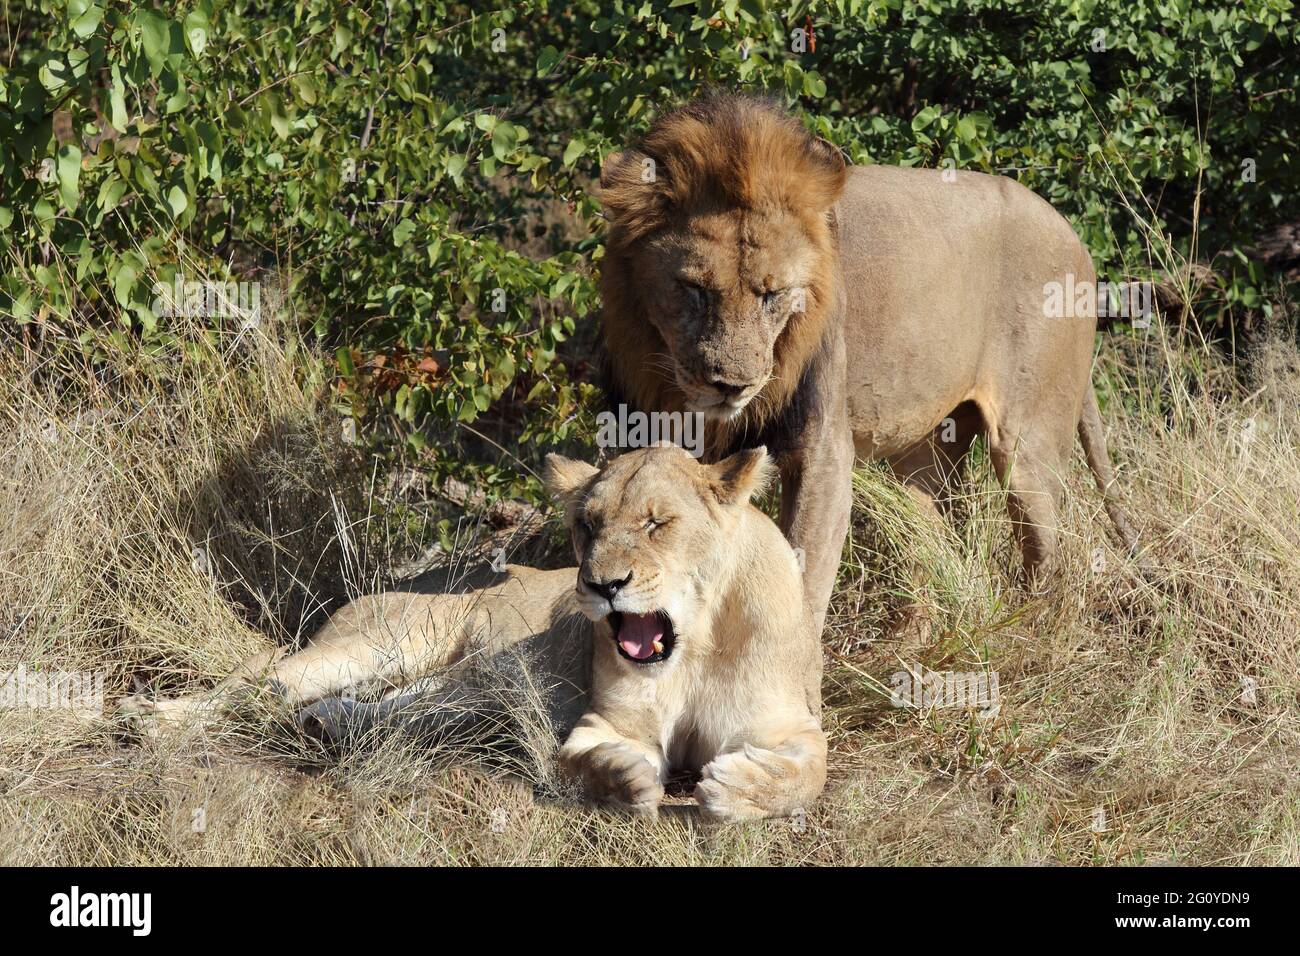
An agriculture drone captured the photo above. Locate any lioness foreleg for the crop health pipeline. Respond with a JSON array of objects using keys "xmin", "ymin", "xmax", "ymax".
[
  {"xmin": 559, "ymin": 713, "xmax": 665, "ymax": 817},
  {"xmin": 694, "ymin": 723, "xmax": 827, "ymax": 823}
]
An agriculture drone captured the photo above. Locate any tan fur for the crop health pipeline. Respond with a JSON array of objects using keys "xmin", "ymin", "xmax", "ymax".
[
  {"xmin": 118, "ymin": 446, "xmax": 825, "ymax": 822},
  {"xmin": 598, "ymin": 94, "xmax": 1140, "ymax": 633},
  {"xmin": 549, "ymin": 444, "xmax": 824, "ymax": 820}
]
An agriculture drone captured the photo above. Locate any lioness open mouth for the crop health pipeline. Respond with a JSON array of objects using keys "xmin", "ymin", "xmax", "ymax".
[{"xmin": 608, "ymin": 611, "xmax": 676, "ymax": 664}]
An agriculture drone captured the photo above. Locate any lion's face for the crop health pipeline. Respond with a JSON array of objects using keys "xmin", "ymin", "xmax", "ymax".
[
  {"xmin": 597, "ymin": 96, "xmax": 847, "ymax": 425},
  {"xmin": 544, "ymin": 445, "xmax": 771, "ymax": 667},
  {"xmin": 637, "ymin": 208, "xmax": 822, "ymax": 420}
]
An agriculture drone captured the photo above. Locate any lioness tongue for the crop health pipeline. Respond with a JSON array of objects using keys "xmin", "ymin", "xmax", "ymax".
[{"xmin": 618, "ymin": 613, "xmax": 664, "ymax": 660}]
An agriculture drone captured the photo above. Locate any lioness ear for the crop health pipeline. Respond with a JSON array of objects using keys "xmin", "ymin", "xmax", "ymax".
[
  {"xmin": 543, "ymin": 454, "xmax": 599, "ymax": 509},
  {"xmin": 707, "ymin": 447, "xmax": 774, "ymax": 506}
]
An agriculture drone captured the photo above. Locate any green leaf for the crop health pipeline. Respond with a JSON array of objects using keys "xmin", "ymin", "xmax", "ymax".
[
  {"xmin": 111, "ymin": 257, "xmax": 138, "ymax": 307},
  {"xmin": 56, "ymin": 144, "xmax": 82, "ymax": 211},
  {"xmin": 33, "ymin": 199, "xmax": 55, "ymax": 235},
  {"xmin": 38, "ymin": 58, "xmax": 69, "ymax": 94},
  {"xmin": 912, "ymin": 105, "xmax": 942, "ymax": 132},
  {"xmin": 537, "ymin": 45, "xmax": 561, "ymax": 76},
  {"xmin": 266, "ymin": 93, "xmax": 290, "ymax": 140},
  {"xmin": 70, "ymin": 1, "xmax": 104, "ymax": 39},
  {"xmin": 392, "ymin": 218, "xmax": 417, "ymax": 247},
  {"xmin": 96, "ymin": 175, "xmax": 127, "ymax": 211},
  {"xmin": 139, "ymin": 11, "xmax": 170, "ymax": 73},
  {"xmin": 332, "ymin": 23, "xmax": 353, "ymax": 56},
  {"xmin": 108, "ymin": 68, "xmax": 129, "ymax": 131},
  {"xmin": 166, "ymin": 185, "xmax": 188, "ymax": 217},
  {"xmin": 183, "ymin": 9, "xmax": 210, "ymax": 55},
  {"xmin": 803, "ymin": 72, "xmax": 827, "ymax": 98},
  {"xmin": 563, "ymin": 138, "xmax": 586, "ymax": 167},
  {"xmin": 491, "ymin": 122, "xmax": 519, "ymax": 161},
  {"xmin": 445, "ymin": 154, "xmax": 467, "ymax": 184}
]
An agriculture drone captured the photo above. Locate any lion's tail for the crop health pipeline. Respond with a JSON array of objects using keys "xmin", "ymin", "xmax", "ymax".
[{"xmin": 1077, "ymin": 387, "xmax": 1142, "ymax": 561}]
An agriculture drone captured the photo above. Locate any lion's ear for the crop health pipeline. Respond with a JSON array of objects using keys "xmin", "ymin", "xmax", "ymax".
[
  {"xmin": 597, "ymin": 149, "xmax": 669, "ymax": 234},
  {"xmin": 599, "ymin": 150, "xmax": 629, "ymax": 189},
  {"xmin": 806, "ymin": 136, "xmax": 848, "ymax": 208},
  {"xmin": 707, "ymin": 446, "xmax": 774, "ymax": 506},
  {"xmin": 810, "ymin": 136, "xmax": 846, "ymax": 175},
  {"xmin": 543, "ymin": 454, "xmax": 599, "ymax": 509}
]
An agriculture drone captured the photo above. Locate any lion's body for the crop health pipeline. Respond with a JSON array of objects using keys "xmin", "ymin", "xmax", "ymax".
[
  {"xmin": 597, "ymin": 96, "xmax": 1139, "ymax": 631},
  {"xmin": 837, "ymin": 164, "xmax": 1095, "ymax": 462},
  {"xmin": 119, "ymin": 447, "xmax": 825, "ymax": 821},
  {"xmin": 836, "ymin": 164, "xmax": 1138, "ymax": 577}
]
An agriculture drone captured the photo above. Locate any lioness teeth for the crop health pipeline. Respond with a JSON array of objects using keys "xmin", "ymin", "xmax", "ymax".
[{"xmin": 652, "ymin": 639, "xmax": 664, "ymax": 654}]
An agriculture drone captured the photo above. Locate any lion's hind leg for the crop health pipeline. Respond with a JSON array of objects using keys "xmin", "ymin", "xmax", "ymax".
[
  {"xmin": 880, "ymin": 403, "xmax": 982, "ymax": 644},
  {"xmin": 297, "ymin": 673, "xmax": 496, "ymax": 750},
  {"xmin": 116, "ymin": 646, "xmax": 289, "ymax": 736},
  {"xmin": 987, "ymin": 425, "xmax": 1069, "ymax": 588}
]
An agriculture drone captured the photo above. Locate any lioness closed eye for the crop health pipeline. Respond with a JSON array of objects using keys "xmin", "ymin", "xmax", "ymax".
[{"xmin": 118, "ymin": 445, "xmax": 825, "ymax": 822}]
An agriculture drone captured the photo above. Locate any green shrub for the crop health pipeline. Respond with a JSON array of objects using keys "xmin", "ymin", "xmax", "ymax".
[{"xmin": 3, "ymin": 0, "xmax": 1297, "ymax": 494}]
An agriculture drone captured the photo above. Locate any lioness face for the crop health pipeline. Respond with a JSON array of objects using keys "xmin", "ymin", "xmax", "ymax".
[
  {"xmin": 544, "ymin": 445, "xmax": 771, "ymax": 666},
  {"xmin": 640, "ymin": 208, "xmax": 820, "ymax": 420}
]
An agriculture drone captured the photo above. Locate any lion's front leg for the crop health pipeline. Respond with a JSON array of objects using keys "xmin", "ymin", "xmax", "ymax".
[
  {"xmin": 778, "ymin": 410, "xmax": 855, "ymax": 641},
  {"xmin": 559, "ymin": 712, "xmax": 665, "ymax": 817},
  {"xmin": 694, "ymin": 723, "xmax": 827, "ymax": 823}
]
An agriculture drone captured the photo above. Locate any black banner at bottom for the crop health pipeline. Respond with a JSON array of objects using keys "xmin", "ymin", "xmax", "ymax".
[{"xmin": 0, "ymin": 865, "xmax": 1275, "ymax": 941}]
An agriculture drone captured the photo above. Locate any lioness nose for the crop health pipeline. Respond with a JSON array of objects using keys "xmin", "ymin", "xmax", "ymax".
[{"xmin": 585, "ymin": 572, "xmax": 632, "ymax": 601}]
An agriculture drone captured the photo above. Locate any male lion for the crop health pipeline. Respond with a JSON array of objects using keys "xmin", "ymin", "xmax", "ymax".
[
  {"xmin": 118, "ymin": 446, "xmax": 825, "ymax": 821},
  {"xmin": 598, "ymin": 94, "xmax": 1140, "ymax": 633}
]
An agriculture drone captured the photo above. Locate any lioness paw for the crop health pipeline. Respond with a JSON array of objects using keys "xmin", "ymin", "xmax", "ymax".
[
  {"xmin": 579, "ymin": 742, "xmax": 664, "ymax": 816},
  {"xmin": 695, "ymin": 745, "xmax": 796, "ymax": 822},
  {"xmin": 114, "ymin": 695, "xmax": 211, "ymax": 738},
  {"xmin": 115, "ymin": 693, "xmax": 156, "ymax": 717}
]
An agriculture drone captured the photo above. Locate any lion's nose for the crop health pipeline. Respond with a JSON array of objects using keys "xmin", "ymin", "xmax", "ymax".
[
  {"xmin": 706, "ymin": 377, "xmax": 752, "ymax": 400},
  {"xmin": 585, "ymin": 572, "xmax": 632, "ymax": 601}
]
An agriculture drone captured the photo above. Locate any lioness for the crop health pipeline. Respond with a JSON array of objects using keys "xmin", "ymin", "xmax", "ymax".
[
  {"xmin": 598, "ymin": 94, "xmax": 1140, "ymax": 632},
  {"xmin": 119, "ymin": 446, "xmax": 825, "ymax": 821}
]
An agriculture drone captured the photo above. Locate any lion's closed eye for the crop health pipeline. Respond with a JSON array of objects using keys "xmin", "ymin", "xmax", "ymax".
[{"xmin": 680, "ymin": 281, "xmax": 708, "ymax": 310}]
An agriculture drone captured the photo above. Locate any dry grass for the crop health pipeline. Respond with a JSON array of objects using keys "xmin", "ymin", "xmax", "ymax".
[{"xmin": 1, "ymin": 301, "xmax": 1297, "ymax": 866}]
